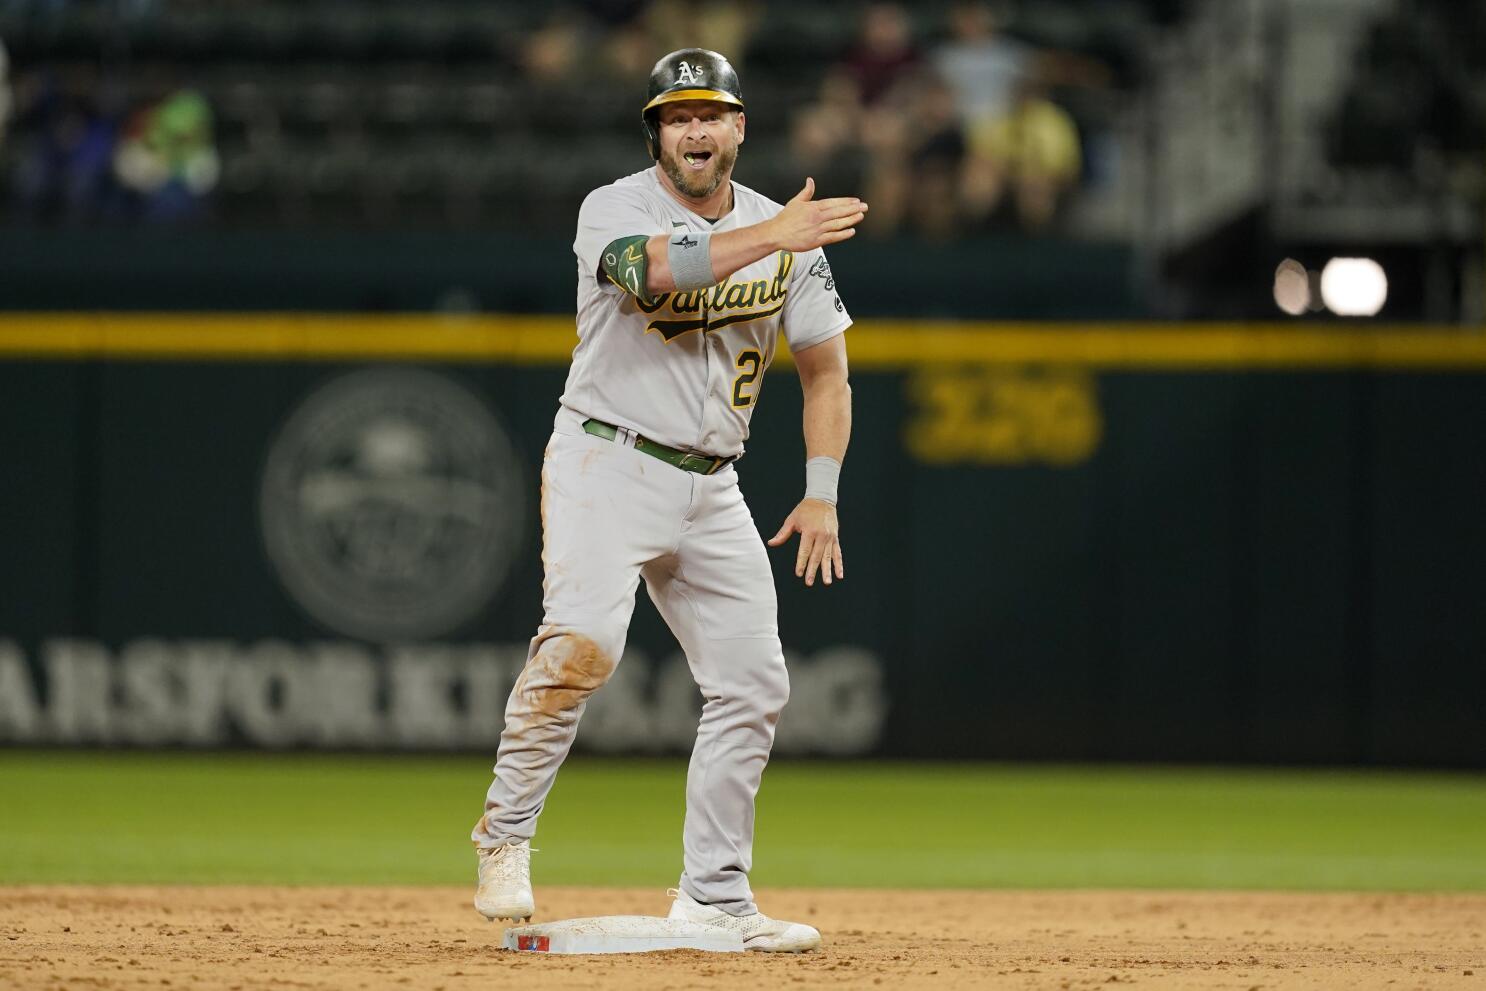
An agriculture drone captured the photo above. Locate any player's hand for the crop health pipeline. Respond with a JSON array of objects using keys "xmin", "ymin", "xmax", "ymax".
[
  {"xmin": 768, "ymin": 177, "xmax": 868, "ymax": 252},
  {"xmin": 767, "ymin": 498, "xmax": 844, "ymax": 587}
]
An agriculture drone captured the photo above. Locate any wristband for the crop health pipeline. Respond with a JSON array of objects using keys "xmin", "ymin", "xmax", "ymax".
[
  {"xmin": 668, "ymin": 229, "xmax": 715, "ymax": 290},
  {"xmin": 804, "ymin": 456, "xmax": 841, "ymax": 506}
]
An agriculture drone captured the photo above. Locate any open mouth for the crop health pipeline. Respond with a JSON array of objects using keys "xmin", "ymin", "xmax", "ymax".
[{"xmin": 682, "ymin": 150, "xmax": 713, "ymax": 171}]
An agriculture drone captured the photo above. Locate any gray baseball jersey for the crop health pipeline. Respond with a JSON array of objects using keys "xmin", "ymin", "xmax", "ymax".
[{"xmin": 562, "ymin": 168, "xmax": 851, "ymax": 458}]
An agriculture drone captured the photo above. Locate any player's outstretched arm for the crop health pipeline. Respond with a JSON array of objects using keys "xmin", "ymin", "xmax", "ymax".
[
  {"xmin": 768, "ymin": 333, "xmax": 851, "ymax": 587},
  {"xmin": 644, "ymin": 178, "xmax": 866, "ymax": 297}
]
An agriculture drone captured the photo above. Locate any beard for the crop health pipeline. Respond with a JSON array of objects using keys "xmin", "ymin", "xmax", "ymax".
[{"xmin": 660, "ymin": 141, "xmax": 738, "ymax": 200}]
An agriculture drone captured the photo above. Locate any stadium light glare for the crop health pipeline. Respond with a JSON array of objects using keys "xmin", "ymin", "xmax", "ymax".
[
  {"xmin": 1320, "ymin": 257, "xmax": 1388, "ymax": 317},
  {"xmin": 1273, "ymin": 258, "xmax": 1311, "ymax": 316}
]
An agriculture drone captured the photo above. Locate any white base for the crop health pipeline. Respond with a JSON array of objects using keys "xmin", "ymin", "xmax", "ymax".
[{"xmin": 501, "ymin": 915, "xmax": 744, "ymax": 954}]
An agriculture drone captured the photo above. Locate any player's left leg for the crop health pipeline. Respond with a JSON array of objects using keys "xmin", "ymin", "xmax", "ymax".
[{"xmin": 641, "ymin": 467, "xmax": 790, "ymax": 917}]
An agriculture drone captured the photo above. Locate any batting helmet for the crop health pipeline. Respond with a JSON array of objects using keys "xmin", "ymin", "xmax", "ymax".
[{"xmin": 641, "ymin": 48, "xmax": 745, "ymax": 160}]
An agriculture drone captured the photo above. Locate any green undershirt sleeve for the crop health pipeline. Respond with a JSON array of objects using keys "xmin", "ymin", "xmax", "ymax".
[{"xmin": 600, "ymin": 235, "xmax": 653, "ymax": 304}]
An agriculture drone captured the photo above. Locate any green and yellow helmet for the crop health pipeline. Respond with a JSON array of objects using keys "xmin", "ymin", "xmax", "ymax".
[{"xmin": 641, "ymin": 48, "xmax": 744, "ymax": 160}]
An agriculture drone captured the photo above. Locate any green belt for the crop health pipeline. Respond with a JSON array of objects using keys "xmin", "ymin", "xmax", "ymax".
[{"xmin": 582, "ymin": 418, "xmax": 734, "ymax": 475}]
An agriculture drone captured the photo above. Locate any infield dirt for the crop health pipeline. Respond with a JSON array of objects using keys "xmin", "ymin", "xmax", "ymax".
[{"xmin": 3, "ymin": 886, "xmax": 1482, "ymax": 989}]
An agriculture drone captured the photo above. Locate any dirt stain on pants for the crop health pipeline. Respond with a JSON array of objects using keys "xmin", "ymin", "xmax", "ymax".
[
  {"xmin": 517, "ymin": 631, "xmax": 616, "ymax": 718},
  {"xmin": 473, "ymin": 630, "xmax": 618, "ymax": 848}
]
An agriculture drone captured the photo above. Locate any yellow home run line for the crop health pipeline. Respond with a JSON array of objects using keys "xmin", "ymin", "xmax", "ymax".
[{"xmin": 0, "ymin": 314, "xmax": 1484, "ymax": 369}]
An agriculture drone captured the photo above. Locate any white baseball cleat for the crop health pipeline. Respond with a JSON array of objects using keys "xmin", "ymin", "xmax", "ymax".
[
  {"xmin": 666, "ymin": 888, "xmax": 820, "ymax": 952},
  {"xmin": 474, "ymin": 841, "xmax": 535, "ymax": 923}
]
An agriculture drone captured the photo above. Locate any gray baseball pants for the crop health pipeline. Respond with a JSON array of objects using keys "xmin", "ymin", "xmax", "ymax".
[{"xmin": 472, "ymin": 407, "xmax": 789, "ymax": 916}]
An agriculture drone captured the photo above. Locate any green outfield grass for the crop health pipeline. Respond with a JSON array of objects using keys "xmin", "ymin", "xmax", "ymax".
[{"xmin": 3, "ymin": 751, "xmax": 1484, "ymax": 890}]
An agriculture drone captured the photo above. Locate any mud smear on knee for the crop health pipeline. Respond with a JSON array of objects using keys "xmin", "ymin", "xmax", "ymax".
[{"xmin": 525, "ymin": 634, "xmax": 615, "ymax": 717}]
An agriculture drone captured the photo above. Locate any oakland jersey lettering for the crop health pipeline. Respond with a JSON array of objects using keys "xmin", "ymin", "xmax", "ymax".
[
  {"xmin": 638, "ymin": 250, "xmax": 794, "ymax": 341},
  {"xmin": 565, "ymin": 168, "xmax": 850, "ymax": 459}
]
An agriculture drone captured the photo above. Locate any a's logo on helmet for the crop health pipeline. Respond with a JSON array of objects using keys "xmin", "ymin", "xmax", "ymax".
[
  {"xmin": 259, "ymin": 368, "xmax": 526, "ymax": 642},
  {"xmin": 676, "ymin": 61, "xmax": 704, "ymax": 85}
]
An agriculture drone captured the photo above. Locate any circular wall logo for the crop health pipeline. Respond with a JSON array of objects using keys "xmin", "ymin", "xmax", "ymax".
[{"xmin": 260, "ymin": 368, "xmax": 525, "ymax": 642}]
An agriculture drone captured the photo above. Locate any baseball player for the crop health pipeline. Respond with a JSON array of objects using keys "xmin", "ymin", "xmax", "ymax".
[{"xmin": 471, "ymin": 48, "xmax": 864, "ymax": 952}]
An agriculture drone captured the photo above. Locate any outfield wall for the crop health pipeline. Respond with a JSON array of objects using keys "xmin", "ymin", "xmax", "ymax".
[{"xmin": 1, "ymin": 316, "xmax": 1483, "ymax": 766}]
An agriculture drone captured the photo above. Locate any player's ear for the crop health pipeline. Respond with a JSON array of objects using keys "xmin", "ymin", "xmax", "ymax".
[{"xmin": 734, "ymin": 111, "xmax": 745, "ymax": 145}]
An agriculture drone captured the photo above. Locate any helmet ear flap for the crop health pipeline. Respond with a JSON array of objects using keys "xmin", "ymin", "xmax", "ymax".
[{"xmin": 642, "ymin": 112, "xmax": 660, "ymax": 160}]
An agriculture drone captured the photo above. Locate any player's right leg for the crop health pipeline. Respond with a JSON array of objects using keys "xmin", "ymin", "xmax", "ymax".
[{"xmin": 473, "ymin": 408, "xmax": 689, "ymax": 919}]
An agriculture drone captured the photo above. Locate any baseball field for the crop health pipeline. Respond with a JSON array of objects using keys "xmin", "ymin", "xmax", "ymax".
[{"xmin": 3, "ymin": 750, "xmax": 1484, "ymax": 988}]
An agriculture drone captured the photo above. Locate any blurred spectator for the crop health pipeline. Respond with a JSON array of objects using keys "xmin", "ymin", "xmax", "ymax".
[
  {"xmin": 859, "ymin": 74, "xmax": 966, "ymax": 241},
  {"xmin": 931, "ymin": 1, "xmax": 1106, "ymax": 233},
  {"xmin": 600, "ymin": 15, "xmax": 655, "ymax": 82},
  {"xmin": 899, "ymin": 75, "xmax": 968, "ymax": 241},
  {"xmin": 840, "ymin": 3, "xmax": 923, "ymax": 108},
  {"xmin": 522, "ymin": 4, "xmax": 673, "ymax": 87},
  {"xmin": 792, "ymin": 4, "xmax": 929, "ymax": 232},
  {"xmin": 936, "ymin": 1, "xmax": 1108, "ymax": 121},
  {"xmin": 643, "ymin": 0, "xmax": 758, "ymax": 72},
  {"xmin": 112, "ymin": 88, "xmax": 219, "ymax": 224},
  {"xmin": 933, "ymin": 1, "xmax": 1033, "ymax": 129},
  {"xmin": 9, "ymin": 68, "xmax": 121, "ymax": 224},
  {"xmin": 522, "ymin": 11, "xmax": 587, "ymax": 83},
  {"xmin": 792, "ymin": 4, "xmax": 922, "ymax": 165},
  {"xmin": 795, "ymin": 2, "xmax": 1089, "ymax": 239},
  {"xmin": 791, "ymin": 68, "xmax": 862, "ymax": 174},
  {"xmin": 962, "ymin": 80, "xmax": 1082, "ymax": 231}
]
